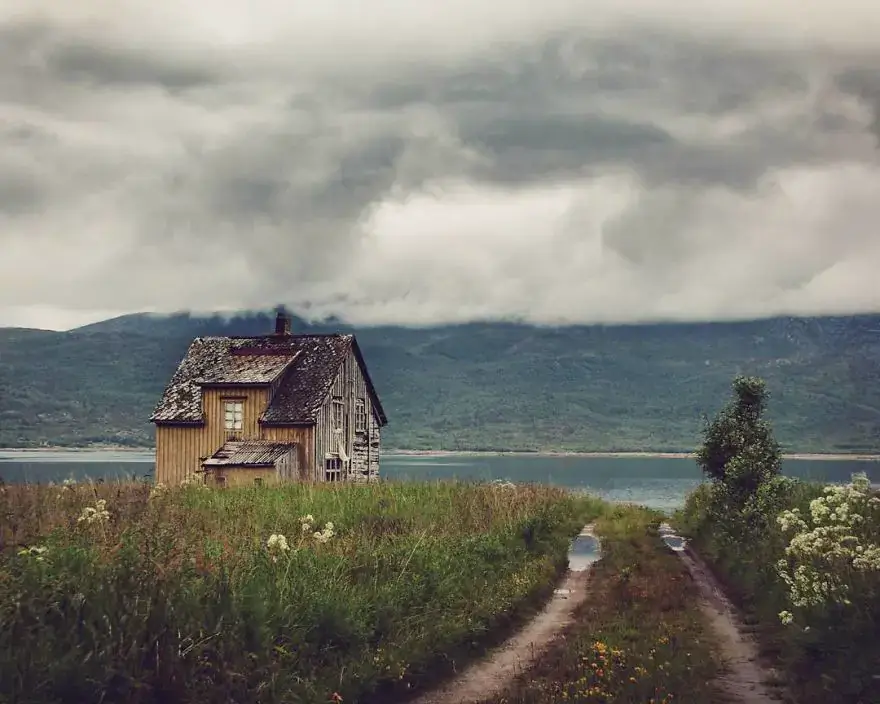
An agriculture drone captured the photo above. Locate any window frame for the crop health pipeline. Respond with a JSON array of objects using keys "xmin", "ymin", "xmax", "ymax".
[
  {"xmin": 331, "ymin": 396, "xmax": 345, "ymax": 429},
  {"xmin": 354, "ymin": 398, "xmax": 367, "ymax": 433},
  {"xmin": 325, "ymin": 457, "xmax": 342, "ymax": 482},
  {"xmin": 223, "ymin": 399, "xmax": 244, "ymax": 431}
]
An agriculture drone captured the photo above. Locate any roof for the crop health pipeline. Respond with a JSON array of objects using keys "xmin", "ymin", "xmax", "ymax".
[
  {"xmin": 202, "ymin": 440, "xmax": 296, "ymax": 467},
  {"xmin": 196, "ymin": 351, "xmax": 299, "ymax": 386},
  {"xmin": 150, "ymin": 333, "xmax": 387, "ymax": 426}
]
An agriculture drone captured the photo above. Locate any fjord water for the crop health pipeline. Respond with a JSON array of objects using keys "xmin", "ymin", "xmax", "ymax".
[{"xmin": 0, "ymin": 450, "xmax": 876, "ymax": 511}]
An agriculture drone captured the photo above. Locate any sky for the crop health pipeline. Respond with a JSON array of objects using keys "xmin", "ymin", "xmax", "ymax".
[{"xmin": 2, "ymin": 1, "xmax": 880, "ymax": 331}]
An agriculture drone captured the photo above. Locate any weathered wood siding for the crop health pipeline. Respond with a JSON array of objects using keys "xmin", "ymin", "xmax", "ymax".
[
  {"xmin": 368, "ymin": 414, "xmax": 381, "ymax": 479},
  {"xmin": 313, "ymin": 349, "xmax": 381, "ymax": 482},
  {"xmin": 259, "ymin": 426, "xmax": 314, "ymax": 480},
  {"xmin": 154, "ymin": 387, "xmax": 269, "ymax": 484}
]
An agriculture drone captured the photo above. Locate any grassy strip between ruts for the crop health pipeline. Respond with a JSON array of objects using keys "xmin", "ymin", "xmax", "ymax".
[
  {"xmin": 0, "ymin": 480, "xmax": 604, "ymax": 704},
  {"xmin": 490, "ymin": 504, "xmax": 724, "ymax": 704}
]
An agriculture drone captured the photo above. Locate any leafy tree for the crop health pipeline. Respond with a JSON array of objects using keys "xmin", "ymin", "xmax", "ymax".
[{"xmin": 696, "ymin": 375, "xmax": 782, "ymax": 500}]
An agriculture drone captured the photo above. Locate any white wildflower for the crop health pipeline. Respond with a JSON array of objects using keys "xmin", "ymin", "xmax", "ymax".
[
  {"xmin": 77, "ymin": 499, "xmax": 110, "ymax": 525},
  {"xmin": 778, "ymin": 610, "xmax": 794, "ymax": 626},
  {"xmin": 313, "ymin": 522, "xmax": 336, "ymax": 544},
  {"xmin": 180, "ymin": 474, "xmax": 206, "ymax": 488},
  {"xmin": 267, "ymin": 534, "xmax": 290, "ymax": 552},
  {"xmin": 266, "ymin": 533, "xmax": 292, "ymax": 562},
  {"xmin": 17, "ymin": 545, "xmax": 49, "ymax": 562},
  {"xmin": 149, "ymin": 482, "xmax": 168, "ymax": 499}
]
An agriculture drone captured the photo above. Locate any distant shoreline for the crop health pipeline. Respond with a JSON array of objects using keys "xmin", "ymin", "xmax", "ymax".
[
  {"xmin": 2, "ymin": 447, "xmax": 878, "ymax": 462},
  {"xmin": 386, "ymin": 449, "xmax": 880, "ymax": 462}
]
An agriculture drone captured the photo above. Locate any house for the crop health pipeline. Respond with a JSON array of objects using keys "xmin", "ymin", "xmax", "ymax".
[{"xmin": 150, "ymin": 310, "xmax": 387, "ymax": 486}]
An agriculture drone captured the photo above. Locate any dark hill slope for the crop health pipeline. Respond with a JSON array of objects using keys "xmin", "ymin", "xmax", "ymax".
[{"xmin": 0, "ymin": 312, "xmax": 878, "ymax": 451}]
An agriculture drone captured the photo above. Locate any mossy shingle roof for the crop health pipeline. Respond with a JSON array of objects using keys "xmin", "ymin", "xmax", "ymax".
[{"xmin": 150, "ymin": 333, "xmax": 386, "ymax": 426}]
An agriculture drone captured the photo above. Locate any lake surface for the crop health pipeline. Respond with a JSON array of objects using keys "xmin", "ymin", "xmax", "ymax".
[{"xmin": 1, "ymin": 450, "xmax": 877, "ymax": 512}]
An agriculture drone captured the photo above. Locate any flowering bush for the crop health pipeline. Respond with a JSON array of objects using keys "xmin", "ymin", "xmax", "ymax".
[
  {"xmin": 776, "ymin": 472, "xmax": 880, "ymax": 612},
  {"xmin": 681, "ymin": 467, "xmax": 880, "ymax": 703}
]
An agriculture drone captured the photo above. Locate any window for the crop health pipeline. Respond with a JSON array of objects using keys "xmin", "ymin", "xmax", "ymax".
[
  {"xmin": 325, "ymin": 457, "xmax": 342, "ymax": 482},
  {"xmin": 215, "ymin": 475, "xmax": 227, "ymax": 488},
  {"xmin": 254, "ymin": 478, "xmax": 263, "ymax": 487},
  {"xmin": 354, "ymin": 398, "xmax": 367, "ymax": 433},
  {"xmin": 331, "ymin": 397, "xmax": 345, "ymax": 429},
  {"xmin": 224, "ymin": 400, "xmax": 243, "ymax": 431}
]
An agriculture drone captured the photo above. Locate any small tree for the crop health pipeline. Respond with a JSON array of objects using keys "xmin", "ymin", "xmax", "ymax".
[{"xmin": 696, "ymin": 375, "xmax": 782, "ymax": 500}]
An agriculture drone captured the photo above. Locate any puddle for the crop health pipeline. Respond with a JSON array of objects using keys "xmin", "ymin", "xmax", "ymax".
[
  {"xmin": 568, "ymin": 533, "xmax": 602, "ymax": 572},
  {"xmin": 662, "ymin": 535, "xmax": 687, "ymax": 552},
  {"xmin": 658, "ymin": 522, "xmax": 688, "ymax": 552}
]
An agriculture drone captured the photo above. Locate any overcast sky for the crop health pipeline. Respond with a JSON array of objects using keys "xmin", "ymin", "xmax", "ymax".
[{"xmin": 2, "ymin": 1, "xmax": 880, "ymax": 330}]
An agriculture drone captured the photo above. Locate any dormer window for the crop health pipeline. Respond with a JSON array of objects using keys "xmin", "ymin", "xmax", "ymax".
[{"xmin": 224, "ymin": 400, "xmax": 243, "ymax": 432}]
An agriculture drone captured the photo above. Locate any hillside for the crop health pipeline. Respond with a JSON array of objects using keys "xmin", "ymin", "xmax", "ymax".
[{"xmin": 1, "ymin": 312, "xmax": 879, "ymax": 452}]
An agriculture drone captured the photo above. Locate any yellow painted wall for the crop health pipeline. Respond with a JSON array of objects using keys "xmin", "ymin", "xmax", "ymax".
[
  {"xmin": 210, "ymin": 466, "xmax": 278, "ymax": 487},
  {"xmin": 154, "ymin": 386, "xmax": 270, "ymax": 485}
]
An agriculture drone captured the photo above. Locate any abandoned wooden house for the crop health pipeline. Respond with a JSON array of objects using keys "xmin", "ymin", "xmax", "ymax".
[{"xmin": 150, "ymin": 310, "xmax": 387, "ymax": 487}]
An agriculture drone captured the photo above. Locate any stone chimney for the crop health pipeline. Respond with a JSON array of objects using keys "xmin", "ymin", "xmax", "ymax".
[{"xmin": 274, "ymin": 307, "xmax": 291, "ymax": 336}]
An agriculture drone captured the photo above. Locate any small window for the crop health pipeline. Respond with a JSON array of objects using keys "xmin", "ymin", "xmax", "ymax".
[
  {"xmin": 215, "ymin": 475, "xmax": 227, "ymax": 487},
  {"xmin": 354, "ymin": 398, "xmax": 367, "ymax": 433},
  {"xmin": 224, "ymin": 400, "xmax": 243, "ymax": 431},
  {"xmin": 325, "ymin": 457, "xmax": 342, "ymax": 482},
  {"xmin": 331, "ymin": 397, "xmax": 345, "ymax": 429},
  {"xmin": 254, "ymin": 478, "xmax": 263, "ymax": 487}
]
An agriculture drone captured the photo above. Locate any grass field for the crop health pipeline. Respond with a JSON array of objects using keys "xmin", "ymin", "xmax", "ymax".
[
  {"xmin": 492, "ymin": 504, "xmax": 723, "ymax": 704},
  {"xmin": 0, "ymin": 480, "xmax": 603, "ymax": 704}
]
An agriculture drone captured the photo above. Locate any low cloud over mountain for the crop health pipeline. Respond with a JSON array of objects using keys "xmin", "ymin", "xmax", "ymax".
[{"xmin": 2, "ymin": 1, "xmax": 880, "ymax": 329}]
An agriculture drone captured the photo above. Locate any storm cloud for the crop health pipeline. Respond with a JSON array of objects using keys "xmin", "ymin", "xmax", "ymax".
[{"xmin": 1, "ymin": 1, "xmax": 879, "ymax": 329}]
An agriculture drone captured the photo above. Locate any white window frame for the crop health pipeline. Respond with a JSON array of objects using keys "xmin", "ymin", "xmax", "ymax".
[
  {"xmin": 224, "ymin": 400, "xmax": 244, "ymax": 432},
  {"xmin": 354, "ymin": 398, "xmax": 367, "ymax": 433}
]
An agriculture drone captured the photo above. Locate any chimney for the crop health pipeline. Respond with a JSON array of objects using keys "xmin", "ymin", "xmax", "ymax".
[{"xmin": 274, "ymin": 307, "xmax": 291, "ymax": 336}]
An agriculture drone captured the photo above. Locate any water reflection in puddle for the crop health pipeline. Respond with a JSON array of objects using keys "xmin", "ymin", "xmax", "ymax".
[
  {"xmin": 658, "ymin": 522, "xmax": 688, "ymax": 552},
  {"xmin": 568, "ymin": 533, "xmax": 602, "ymax": 572}
]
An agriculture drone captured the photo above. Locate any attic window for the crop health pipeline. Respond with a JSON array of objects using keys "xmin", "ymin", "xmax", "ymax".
[
  {"xmin": 224, "ymin": 400, "xmax": 244, "ymax": 431},
  {"xmin": 355, "ymin": 398, "xmax": 366, "ymax": 433}
]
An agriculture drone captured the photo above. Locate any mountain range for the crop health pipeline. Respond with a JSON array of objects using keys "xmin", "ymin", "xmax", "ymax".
[{"xmin": 1, "ymin": 311, "xmax": 878, "ymax": 452}]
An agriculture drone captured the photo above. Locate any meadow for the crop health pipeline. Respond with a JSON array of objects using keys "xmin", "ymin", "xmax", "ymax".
[{"xmin": 0, "ymin": 479, "xmax": 603, "ymax": 704}]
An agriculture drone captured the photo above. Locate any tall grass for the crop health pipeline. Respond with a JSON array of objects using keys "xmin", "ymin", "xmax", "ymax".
[{"xmin": 0, "ymin": 480, "xmax": 603, "ymax": 704}]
